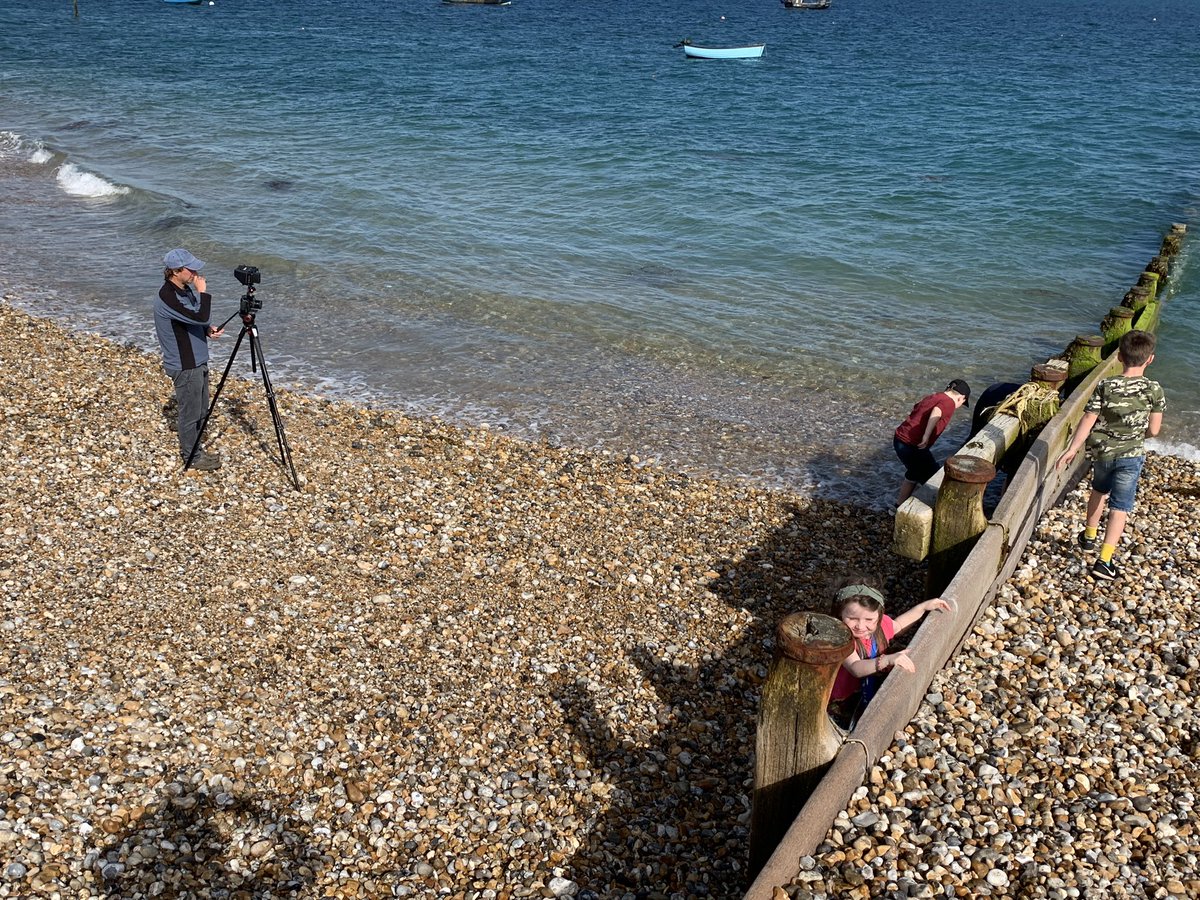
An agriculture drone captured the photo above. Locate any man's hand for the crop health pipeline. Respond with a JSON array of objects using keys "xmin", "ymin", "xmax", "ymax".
[
  {"xmin": 207, "ymin": 326, "xmax": 224, "ymax": 339},
  {"xmin": 193, "ymin": 274, "xmax": 207, "ymax": 293}
]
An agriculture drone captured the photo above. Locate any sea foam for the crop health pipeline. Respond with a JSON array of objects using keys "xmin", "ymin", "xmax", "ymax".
[
  {"xmin": 0, "ymin": 131, "xmax": 52, "ymax": 164},
  {"xmin": 1148, "ymin": 438, "xmax": 1200, "ymax": 463},
  {"xmin": 56, "ymin": 163, "xmax": 128, "ymax": 198}
]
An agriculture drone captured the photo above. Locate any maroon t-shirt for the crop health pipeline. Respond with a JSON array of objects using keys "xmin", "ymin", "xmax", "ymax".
[{"xmin": 895, "ymin": 392, "xmax": 957, "ymax": 447}]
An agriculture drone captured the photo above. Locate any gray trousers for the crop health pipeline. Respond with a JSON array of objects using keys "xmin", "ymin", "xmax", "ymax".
[{"xmin": 170, "ymin": 365, "xmax": 210, "ymax": 459}]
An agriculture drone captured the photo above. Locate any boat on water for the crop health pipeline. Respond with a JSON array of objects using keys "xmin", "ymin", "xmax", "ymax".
[
  {"xmin": 442, "ymin": 0, "xmax": 511, "ymax": 5},
  {"xmin": 677, "ymin": 40, "xmax": 766, "ymax": 60},
  {"xmin": 782, "ymin": 0, "xmax": 831, "ymax": 9},
  {"xmin": 162, "ymin": 0, "xmax": 202, "ymax": 5}
]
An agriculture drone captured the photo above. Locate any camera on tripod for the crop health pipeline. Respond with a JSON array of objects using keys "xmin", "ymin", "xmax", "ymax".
[
  {"xmin": 235, "ymin": 265, "xmax": 263, "ymax": 316},
  {"xmin": 186, "ymin": 262, "xmax": 299, "ymax": 489}
]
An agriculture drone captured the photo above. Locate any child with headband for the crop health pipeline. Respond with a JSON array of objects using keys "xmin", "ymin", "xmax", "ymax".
[{"xmin": 827, "ymin": 575, "xmax": 951, "ymax": 729}]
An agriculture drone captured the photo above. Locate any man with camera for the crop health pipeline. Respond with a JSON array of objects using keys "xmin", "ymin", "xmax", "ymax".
[{"xmin": 155, "ymin": 248, "xmax": 224, "ymax": 471}]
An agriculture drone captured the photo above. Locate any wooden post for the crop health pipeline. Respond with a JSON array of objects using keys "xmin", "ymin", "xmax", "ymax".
[
  {"xmin": 1064, "ymin": 334, "xmax": 1104, "ymax": 394},
  {"xmin": 926, "ymin": 455, "xmax": 995, "ymax": 597},
  {"xmin": 1160, "ymin": 231, "xmax": 1184, "ymax": 258},
  {"xmin": 1101, "ymin": 306, "xmax": 1135, "ymax": 356},
  {"xmin": 1145, "ymin": 254, "xmax": 1170, "ymax": 285},
  {"xmin": 1137, "ymin": 271, "xmax": 1160, "ymax": 301},
  {"xmin": 1122, "ymin": 285, "xmax": 1151, "ymax": 313},
  {"xmin": 750, "ymin": 612, "xmax": 853, "ymax": 877},
  {"xmin": 1030, "ymin": 361, "xmax": 1068, "ymax": 390}
]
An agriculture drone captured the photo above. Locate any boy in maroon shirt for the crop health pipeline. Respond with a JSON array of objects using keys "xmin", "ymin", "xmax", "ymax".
[{"xmin": 893, "ymin": 379, "xmax": 970, "ymax": 505}]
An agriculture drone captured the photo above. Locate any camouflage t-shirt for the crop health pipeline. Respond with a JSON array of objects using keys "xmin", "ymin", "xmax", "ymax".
[{"xmin": 1084, "ymin": 376, "xmax": 1166, "ymax": 461}]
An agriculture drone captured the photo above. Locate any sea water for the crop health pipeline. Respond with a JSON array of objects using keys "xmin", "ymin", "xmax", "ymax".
[{"xmin": 1, "ymin": 0, "xmax": 1197, "ymax": 505}]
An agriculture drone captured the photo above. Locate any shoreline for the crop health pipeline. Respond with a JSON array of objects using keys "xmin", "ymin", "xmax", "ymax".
[{"xmin": 3, "ymin": 296, "xmax": 1198, "ymax": 898}]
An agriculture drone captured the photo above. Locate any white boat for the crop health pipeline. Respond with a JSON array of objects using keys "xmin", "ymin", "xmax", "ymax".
[{"xmin": 677, "ymin": 41, "xmax": 765, "ymax": 60}]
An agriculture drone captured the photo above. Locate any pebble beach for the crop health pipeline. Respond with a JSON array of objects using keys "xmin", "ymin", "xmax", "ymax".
[{"xmin": 2, "ymin": 296, "xmax": 1198, "ymax": 899}]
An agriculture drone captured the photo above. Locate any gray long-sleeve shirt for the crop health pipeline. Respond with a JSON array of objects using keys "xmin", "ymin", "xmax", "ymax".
[{"xmin": 154, "ymin": 281, "xmax": 212, "ymax": 373}]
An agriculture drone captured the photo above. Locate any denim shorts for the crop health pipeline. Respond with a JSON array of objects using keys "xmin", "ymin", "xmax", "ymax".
[{"xmin": 1091, "ymin": 455, "xmax": 1145, "ymax": 513}]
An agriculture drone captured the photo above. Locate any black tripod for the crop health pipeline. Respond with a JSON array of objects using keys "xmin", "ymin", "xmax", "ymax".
[{"xmin": 184, "ymin": 296, "xmax": 300, "ymax": 490}]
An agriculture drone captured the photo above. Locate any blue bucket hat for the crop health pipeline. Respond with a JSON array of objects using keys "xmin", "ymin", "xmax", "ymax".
[{"xmin": 163, "ymin": 248, "xmax": 205, "ymax": 271}]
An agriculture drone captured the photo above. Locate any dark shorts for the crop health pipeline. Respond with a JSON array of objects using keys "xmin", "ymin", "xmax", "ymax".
[{"xmin": 894, "ymin": 435, "xmax": 937, "ymax": 484}]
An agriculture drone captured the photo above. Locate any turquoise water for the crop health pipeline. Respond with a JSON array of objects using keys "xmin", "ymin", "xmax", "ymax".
[{"xmin": 1, "ymin": 0, "xmax": 1197, "ymax": 504}]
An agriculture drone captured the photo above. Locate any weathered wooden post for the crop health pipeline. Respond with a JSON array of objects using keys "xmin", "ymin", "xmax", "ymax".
[
  {"xmin": 1101, "ymin": 306, "xmax": 1135, "ymax": 356},
  {"xmin": 1160, "ymin": 227, "xmax": 1184, "ymax": 258},
  {"xmin": 750, "ymin": 612, "xmax": 853, "ymax": 877},
  {"xmin": 992, "ymin": 363, "xmax": 1066, "ymax": 480},
  {"xmin": 927, "ymin": 455, "xmax": 996, "ymax": 597},
  {"xmin": 1122, "ymin": 285, "xmax": 1151, "ymax": 313},
  {"xmin": 1031, "ymin": 361, "xmax": 1068, "ymax": 391},
  {"xmin": 1064, "ymin": 334, "xmax": 1104, "ymax": 394},
  {"xmin": 1136, "ymin": 271, "xmax": 1160, "ymax": 301},
  {"xmin": 1145, "ymin": 254, "xmax": 1170, "ymax": 285}
]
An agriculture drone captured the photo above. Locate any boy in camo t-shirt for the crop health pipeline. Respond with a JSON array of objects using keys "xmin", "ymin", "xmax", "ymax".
[{"xmin": 1056, "ymin": 330, "xmax": 1166, "ymax": 580}]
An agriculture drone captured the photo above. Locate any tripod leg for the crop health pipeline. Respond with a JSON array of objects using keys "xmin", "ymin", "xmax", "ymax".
[
  {"xmin": 184, "ymin": 326, "xmax": 248, "ymax": 471},
  {"xmin": 248, "ymin": 328, "xmax": 300, "ymax": 491}
]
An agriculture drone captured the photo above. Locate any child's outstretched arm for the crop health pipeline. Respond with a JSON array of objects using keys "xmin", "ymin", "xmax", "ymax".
[
  {"xmin": 841, "ymin": 647, "xmax": 915, "ymax": 679},
  {"xmin": 1056, "ymin": 411, "xmax": 1098, "ymax": 470},
  {"xmin": 891, "ymin": 596, "xmax": 953, "ymax": 635}
]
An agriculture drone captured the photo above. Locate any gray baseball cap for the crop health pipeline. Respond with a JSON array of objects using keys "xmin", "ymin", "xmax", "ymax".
[{"xmin": 163, "ymin": 248, "xmax": 205, "ymax": 271}]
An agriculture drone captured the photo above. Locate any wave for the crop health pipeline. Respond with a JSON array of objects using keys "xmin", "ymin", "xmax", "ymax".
[
  {"xmin": 1148, "ymin": 438, "xmax": 1200, "ymax": 462},
  {"xmin": 0, "ymin": 130, "xmax": 52, "ymax": 164},
  {"xmin": 55, "ymin": 163, "xmax": 129, "ymax": 199}
]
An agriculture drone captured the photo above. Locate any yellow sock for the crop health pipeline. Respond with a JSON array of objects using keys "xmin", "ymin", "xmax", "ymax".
[
  {"xmin": 1100, "ymin": 543, "xmax": 1115, "ymax": 563},
  {"xmin": 1085, "ymin": 526, "xmax": 1098, "ymax": 540}
]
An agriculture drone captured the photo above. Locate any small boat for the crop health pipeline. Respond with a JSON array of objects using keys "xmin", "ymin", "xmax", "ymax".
[
  {"xmin": 782, "ymin": 0, "xmax": 831, "ymax": 8},
  {"xmin": 163, "ymin": 0, "xmax": 202, "ymax": 5},
  {"xmin": 677, "ymin": 40, "xmax": 765, "ymax": 60}
]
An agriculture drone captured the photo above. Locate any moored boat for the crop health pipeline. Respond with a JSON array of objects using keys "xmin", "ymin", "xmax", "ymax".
[
  {"xmin": 782, "ymin": 0, "xmax": 831, "ymax": 8},
  {"xmin": 677, "ymin": 41, "xmax": 765, "ymax": 60}
]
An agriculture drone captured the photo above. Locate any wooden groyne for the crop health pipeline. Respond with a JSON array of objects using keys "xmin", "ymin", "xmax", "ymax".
[{"xmin": 743, "ymin": 222, "xmax": 1188, "ymax": 898}]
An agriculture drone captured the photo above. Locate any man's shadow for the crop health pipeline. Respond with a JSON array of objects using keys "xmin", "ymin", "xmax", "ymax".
[
  {"xmin": 552, "ymin": 485, "xmax": 925, "ymax": 898},
  {"xmin": 93, "ymin": 773, "xmax": 322, "ymax": 899},
  {"xmin": 161, "ymin": 389, "xmax": 277, "ymax": 460}
]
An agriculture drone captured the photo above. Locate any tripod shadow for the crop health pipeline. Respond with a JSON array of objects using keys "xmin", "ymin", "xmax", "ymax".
[
  {"xmin": 553, "ymin": 498, "xmax": 923, "ymax": 897},
  {"xmin": 160, "ymin": 390, "xmax": 277, "ymax": 472},
  {"xmin": 220, "ymin": 392, "xmax": 282, "ymax": 457},
  {"xmin": 93, "ymin": 774, "xmax": 321, "ymax": 898}
]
